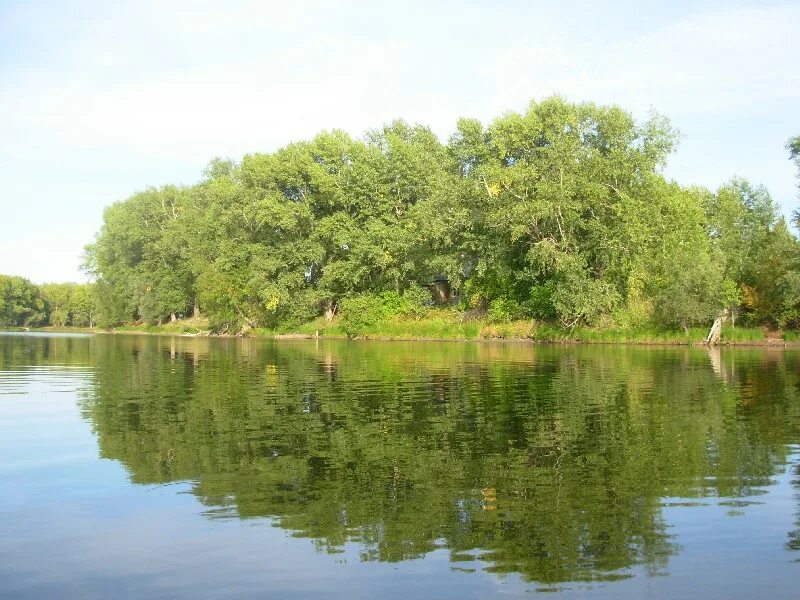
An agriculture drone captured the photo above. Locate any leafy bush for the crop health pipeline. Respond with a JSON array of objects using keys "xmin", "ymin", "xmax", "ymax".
[
  {"xmin": 374, "ymin": 287, "xmax": 431, "ymax": 319},
  {"xmin": 378, "ymin": 291, "xmax": 406, "ymax": 315},
  {"xmin": 401, "ymin": 285, "xmax": 431, "ymax": 318},
  {"xmin": 488, "ymin": 296, "xmax": 523, "ymax": 323},
  {"xmin": 339, "ymin": 294, "xmax": 386, "ymax": 338},
  {"xmin": 552, "ymin": 271, "xmax": 621, "ymax": 327},
  {"xmin": 650, "ymin": 250, "xmax": 724, "ymax": 330},
  {"xmin": 524, "ymin": 282, "xmax": 557, "ymax": 319},
  {"xmin": 776, "ymin": 271, "xmax": 800, "ymax": 328}
]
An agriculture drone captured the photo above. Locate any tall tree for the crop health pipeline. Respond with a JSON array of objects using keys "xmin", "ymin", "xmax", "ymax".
[
  {"xmin": 788, "ymin": 135, "xmax": 800, "ymax": 228},
  {"xmin": 0, "ymin": 275, "xmax": 46, "ymax": 327}
]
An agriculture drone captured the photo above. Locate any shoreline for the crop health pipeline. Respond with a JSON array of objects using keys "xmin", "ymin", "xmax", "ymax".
[{"xmin": 6, "ymin": 326, "xmax": 799, "ymax": 348}]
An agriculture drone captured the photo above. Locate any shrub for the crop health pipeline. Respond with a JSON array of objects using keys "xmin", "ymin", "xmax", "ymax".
[
  {"xmin": 372, "ymin": 287, "xmax": 432, "ymax": 319},
  {"xmin": 488, "ymin": 296, "xmax": 523, "ymax": 323},
  {"xmin": 776, "ymin": 271, "xmax": 800, "ymax": 328},
  {"xmin": 524, "ymin": 281, "xmax": 557, "ymax": 319},
  {"xmin": 401, "ymin": 285, "xmax": 431, "ymax": 318},
  {"xmin": 378, "ymin": 291, "xmax": 406, "ymax": 315},
  {"xmin": 552, "ymin": 272, "xmax": 621, "ymax": 327},
  {"xmin": 339, "ymin": 294, "xmax": 386, "ymax": 338}
]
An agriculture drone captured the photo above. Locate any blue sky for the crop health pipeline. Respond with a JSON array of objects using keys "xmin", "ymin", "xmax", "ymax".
[{"xmin": 1, "ymin": 0, "xmax": 798, "ymax": 283}]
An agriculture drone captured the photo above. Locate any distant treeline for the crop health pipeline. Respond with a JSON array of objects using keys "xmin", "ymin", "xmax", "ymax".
[
  {"xmin": 10, "ymin": 97, "xmax": 800, "ymax": 333},
  {"xmin": 0, "ymin": 276, "xmax": 95, "ymax": 328}
]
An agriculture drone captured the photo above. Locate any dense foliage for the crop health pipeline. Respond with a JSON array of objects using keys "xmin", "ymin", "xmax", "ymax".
[
  {"xmin": 8, "ymin": 98, "xmax": 800, "ymax": 334},
  {"xmin": 0, "ymin": 276, "xmax": 95, "ymax": 328},
  {"xmin": 0, "ymin": 275, "xmax": 47, "ymax": 327}
]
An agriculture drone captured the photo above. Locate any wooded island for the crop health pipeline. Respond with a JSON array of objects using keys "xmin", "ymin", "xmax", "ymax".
[{"xmin": 3, "ymin": 98, "xmax": 800, "ymax": 342}]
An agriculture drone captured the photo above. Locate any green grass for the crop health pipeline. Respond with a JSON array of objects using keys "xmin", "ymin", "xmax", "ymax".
[
  {"xmin": 719, "ymin": 326, "xmax": 765, "ymax": 343},
  {"xmin": 303, "ymin": 313, "xmax": 712, "ymax": 345},
  {"xmin": 294, "ymin": 309, "xmax": 481, "ymax": 340},
  {"xmin": 475, "ymin": 323, "xmax": 708, "ymax": 344},
  {"xmin": 315, "ymin": 316, "xmax": 797, "ymax": 345},
  {"xmin": 358, "ymin": 318, "xmax": 481, "ymax": 340},
  {"xmin": 547, "ymin": 326, "xmax": 707, "ymax": 344},
  {"xmin": 77, "ymin": 312, "xmax": 800, "ymax": 346},
  {"xmin": 112, "ymin": 316, "xmax": 211, "ymax": 335}
]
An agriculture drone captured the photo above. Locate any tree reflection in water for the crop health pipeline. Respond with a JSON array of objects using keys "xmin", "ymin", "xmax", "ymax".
[{"xmin": 4, "ymin": 335, "xmax": 798, "ymax": 584}]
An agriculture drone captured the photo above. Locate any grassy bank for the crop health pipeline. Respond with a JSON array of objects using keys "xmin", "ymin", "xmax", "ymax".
[
  {"xmin": 112, "ymin": 317, "xmax": 211, "ymax": 336},
  {"xmin": 89, "ymin": 310, "xmax": 799, "ymax": 346}
]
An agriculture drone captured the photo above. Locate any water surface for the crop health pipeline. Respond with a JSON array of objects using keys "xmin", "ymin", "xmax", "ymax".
[{"xmin": 1, "ymin": 333, "xmax": 799, "ymax": 598}]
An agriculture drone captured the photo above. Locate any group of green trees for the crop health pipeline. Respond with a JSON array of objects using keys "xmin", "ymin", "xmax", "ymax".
[
  {"xmin": 0, "ymin": 275, "xmax": 95, "ymax": 328},
  {"xmin": 8, "ymin": 97, "xmax": 796, "ymax": 333}
]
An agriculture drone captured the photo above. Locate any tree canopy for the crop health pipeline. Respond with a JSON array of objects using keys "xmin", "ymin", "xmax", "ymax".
[
  {"xmin": 0, "ymin": 277, "xmax": 95, "ymax": 328},
  {"xmin": 5, "ymin": 98, "xmax": 800, "ymax": 333}
]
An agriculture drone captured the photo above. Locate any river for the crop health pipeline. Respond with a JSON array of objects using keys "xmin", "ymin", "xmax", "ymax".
[{"xmin": 1, "ymin": 333, "xmax": 798, "ymax": 598}]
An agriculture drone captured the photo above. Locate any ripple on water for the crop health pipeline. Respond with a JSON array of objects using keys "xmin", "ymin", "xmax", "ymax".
[{"xmin": 1, "ymin": 334, "xmax": 800, "ymax": 599}]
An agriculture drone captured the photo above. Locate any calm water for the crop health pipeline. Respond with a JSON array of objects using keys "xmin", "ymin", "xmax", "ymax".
[{"xmin": 1, "ymin": 333, "xmax": 799, "ymax": 598}]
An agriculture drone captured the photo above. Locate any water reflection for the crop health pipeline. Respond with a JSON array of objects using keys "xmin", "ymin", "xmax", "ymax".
[
  {"xmin": 3, "ymin": 334, "xmax": 800, "ymax": 587},
  {"xmin": 789, "ymin": 461, "xmax": 800, "ymax": 556}
]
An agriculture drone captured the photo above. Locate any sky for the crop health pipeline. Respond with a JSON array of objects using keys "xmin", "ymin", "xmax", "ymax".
[{"xmin": 1, "ymin": 0, "xmax": 798, "ymax": 283}]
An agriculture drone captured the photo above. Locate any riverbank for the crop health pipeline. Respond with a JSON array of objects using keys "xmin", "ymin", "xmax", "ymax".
[{"xmin": 20, "ymin": 313, "xmax": 800, "ymax": 346}]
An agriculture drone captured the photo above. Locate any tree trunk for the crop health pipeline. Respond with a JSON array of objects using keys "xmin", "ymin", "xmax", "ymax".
[
  {"xmin": 170, "ymin": 312, "xmax": 177, "ymax": 323},
  {"xmin": 324, "ymin": 300, "xmax": 337, "ymax": 323},
  {"xmin": 193, "ymin": 300, "xmax": 200, "ymax": 318},
  {"xmin": 705, "ymin": 317, "xmax": 723, "ymax": 345}
]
